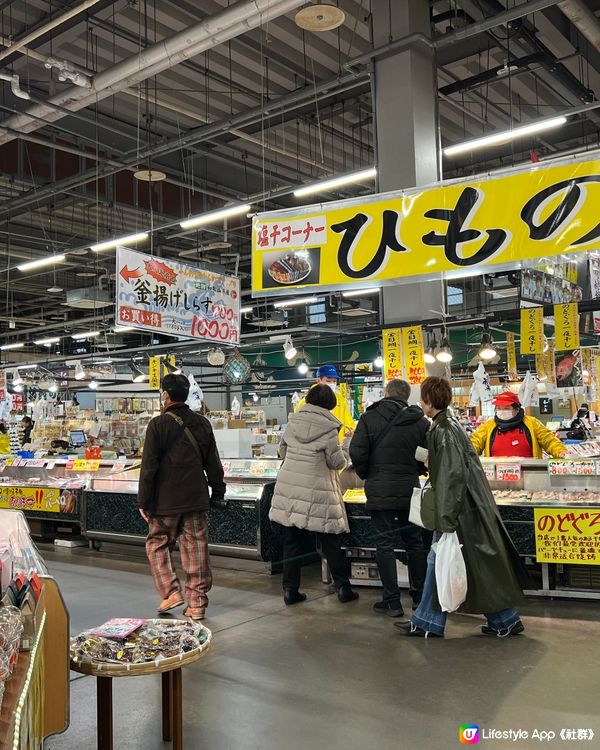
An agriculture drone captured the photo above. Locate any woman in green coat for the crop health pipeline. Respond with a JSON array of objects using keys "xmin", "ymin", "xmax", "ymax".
[{"xmin": 396, "ymin": 376, "xmax": 529, "ymax": 639}]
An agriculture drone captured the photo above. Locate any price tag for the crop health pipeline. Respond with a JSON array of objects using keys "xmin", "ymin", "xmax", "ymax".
[
  {"xmin": 496, "ymin": 463, "xmax": 522, "ymax": 482},
  {"xmin": 549, "ymin": 459, "xmax": 596, "ymax": 477},
  {"xmin": 25, "ymin": 459, "xmax": 46, "ymax": 468},
  {"xmin": 483, "ymin": 464, "xmax": 496, "ymax": 481},
  {"xmin": 111, "ymin": 462, "xmax": 126, "ymax": 474},
  {"xmin": 67, "ymin": 459, "xmax": 100, "ymax": 472}
]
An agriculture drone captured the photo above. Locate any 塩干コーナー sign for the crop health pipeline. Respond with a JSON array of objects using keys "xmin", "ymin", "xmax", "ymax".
[
  {"xmin": 117, "ymin": 248, "xmax": 240, "ymax": 344},
  {"xmin": 252, "ymin": 156, "xmax": 600, "ymax": 296}
]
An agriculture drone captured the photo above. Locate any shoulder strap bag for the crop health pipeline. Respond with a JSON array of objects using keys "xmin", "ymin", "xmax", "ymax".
[{"xmin": 165, "ymin": 411, "xmax": 228, "ymax": 510}]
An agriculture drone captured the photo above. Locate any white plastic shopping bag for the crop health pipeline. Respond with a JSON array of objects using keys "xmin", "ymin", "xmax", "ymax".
[{"xmin": 434, "ymin": 531, "xmax": 468, "ymax": 612}]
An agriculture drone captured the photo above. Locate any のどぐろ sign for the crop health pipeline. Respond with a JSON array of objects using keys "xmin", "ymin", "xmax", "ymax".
[{"xmin": 116, "ymin": 247, "xmax": 240, "ymax": 344}]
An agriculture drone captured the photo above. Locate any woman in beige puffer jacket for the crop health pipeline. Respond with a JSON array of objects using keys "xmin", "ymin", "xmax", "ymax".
[{"xmin": 269, "ymin": 385, "xmax": 359, "ymax": 606}]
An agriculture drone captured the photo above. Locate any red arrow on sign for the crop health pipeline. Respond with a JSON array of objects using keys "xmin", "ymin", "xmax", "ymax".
[{"xmin": 120, "ymin": 266, "xmax": 142, "ymax": 283}]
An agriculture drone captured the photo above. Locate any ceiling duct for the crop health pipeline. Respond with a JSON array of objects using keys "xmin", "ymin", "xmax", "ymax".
[
  {"xmin": 0, "ymin": 0, "xmax": 308, "ymax": 146},
  {"xmin": 63, "ymin": 287, "xmax": 112, "ymax": 310}
]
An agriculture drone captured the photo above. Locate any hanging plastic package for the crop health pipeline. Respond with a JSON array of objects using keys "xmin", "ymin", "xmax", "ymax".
[
  {"xmin": 186, "ymin": 373, "xmax": 203, "ymax": 412},
  {"xmin": 519, "ymin": 370, "xmax": 538, "ymax": 408},
  {"xmin": 472, "ymin": 363, "xmax": 493, "ymax": 405}
]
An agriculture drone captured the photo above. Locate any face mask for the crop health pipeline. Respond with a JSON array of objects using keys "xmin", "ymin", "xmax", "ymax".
[
  {"xmin": 326, "ymin": 382, "xmax": 338, "ymax": 393},
  {"xmin": 496, "ymin": 409, "xmax": 514, "ymax": 421}
]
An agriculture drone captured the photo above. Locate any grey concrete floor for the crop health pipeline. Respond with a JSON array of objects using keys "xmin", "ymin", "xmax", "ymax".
[{"xmin": 42, "ymin": 546, "xmax": 600, "ymax": 750}]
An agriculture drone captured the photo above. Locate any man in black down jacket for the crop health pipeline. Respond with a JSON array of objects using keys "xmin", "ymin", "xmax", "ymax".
[
  {"xmin": 350, "ymin": 379, "xmax": 429, "ymax": 617},
  {"xmin": 138, "ymin": 374, "xmax": 226, "ymax": 620}
]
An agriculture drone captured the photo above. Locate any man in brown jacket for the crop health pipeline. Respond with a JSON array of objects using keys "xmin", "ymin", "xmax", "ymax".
[{"xmin": 138, "ymin": 373, "xmax": 226, "ymax": 620}]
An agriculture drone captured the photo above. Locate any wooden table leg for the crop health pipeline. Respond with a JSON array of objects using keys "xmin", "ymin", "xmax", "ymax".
[
  {"xmin": 162, "ymin": 671, "xmax": 173, "ymax": 741},
  {"xmin": 97, "ymin": 676, "xmax": 113, "ymax": 750},
  {"xmin": 171, "ymin": 668, "xmax": 183, "ymax": 750}
]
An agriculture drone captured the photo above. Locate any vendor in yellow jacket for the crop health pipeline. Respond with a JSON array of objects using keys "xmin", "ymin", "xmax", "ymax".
[
  {"xmin": 471, "ymin": 391, "xmax": 567, "ymax": 459},
  {"xmin": 295, "ymin": 364, "xmax": 355, "ymax": 441}
]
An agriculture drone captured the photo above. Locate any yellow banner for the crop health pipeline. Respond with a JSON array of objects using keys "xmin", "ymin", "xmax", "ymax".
[
  {"xmin": 0, "ymin": 486, "xmax": 61, "ymax": 513},
  {"xmin": 149, "ymin": 356, "xmax": 161, "ymax": 389},
  {"xmin": 534, "ymin": 507, "xmax": 600, "ymax": 565},
  {"xmin": 165, "ymin": 354, "xmax": 176, "ymax": 374},
  {"xmin": 581, "ymin": 348, "xmax": 593, "ymax": 384},
  {"xmin": 544, "ymin": 340, "xmax": 556, "ymax": 386},
  {"xmin": 401, "ymin": 325, "xmax": 426, "ymax": 385},
  {"xmin": 554, "ymin": 302, "xmax": 580, "ymax": 351},
  {"xmin": 382, "ymin": 328, "xmax": 403, "ymax": 383},
  {"xmin": 67, "ymin": 459, "xmax": 100, "ymax": 472},
  {"xmin": 506, "ymin": 332, "xmax": 517, "ymax": 379},
  {"xmin": 252, "ymin": 158, "xmax": 600, "ymax": 295},
  {"xmin": 520, "ymin": 307, "xmax": 544, "ymax": 354}
]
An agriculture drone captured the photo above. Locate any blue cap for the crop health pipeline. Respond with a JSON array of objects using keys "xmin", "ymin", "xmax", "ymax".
[{"xmin": 316, "ymin": 364, "xmax": 339, "ymax": 379}]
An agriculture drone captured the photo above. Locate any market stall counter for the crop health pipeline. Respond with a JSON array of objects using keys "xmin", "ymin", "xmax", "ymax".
[
  {"xmin": 84, "ymin": 459, "xmax": 286, "ymax": 568},
  {"xmin": 337, "ymin": 457, "xmax": 600, "ymax": 599}
]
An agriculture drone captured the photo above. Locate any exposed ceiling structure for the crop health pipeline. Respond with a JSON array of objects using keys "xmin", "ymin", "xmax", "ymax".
[{"xmin": 1, "ymin": 0, "xmax": 600, "ymax": 362}]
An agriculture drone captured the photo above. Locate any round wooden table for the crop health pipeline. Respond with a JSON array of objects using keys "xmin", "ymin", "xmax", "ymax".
[{"xmin": 70, "ymin": 625, "xmax": 211, "ymax": 750}]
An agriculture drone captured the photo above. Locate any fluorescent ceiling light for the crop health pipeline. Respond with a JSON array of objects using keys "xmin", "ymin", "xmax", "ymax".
[
  {"xmin": 71, "ymin": 331, "xmax": 100, "ymax": 340},
  {"xmin": 17, "ymin": 254, "xmax": 66, "ymax": 272},
  {"xmin": 0, "ymin": 343, "xmax": 25, "ymax": 351},
  {"xmin": 294, "ymin": 167, "xmax": 376, "ymax": 198},
  {"xmin": 180, "ymin": 203, "xmax": 251, "ymax": 230},
  {"xmin": 90, "ymin": 232, "xmax": 149, "ymax": 252},
  {"xmin": 443, "ymin": 116, "xmax": 567, "ymax": 157},
  {"xmin": 113, "ymin": 326, "xmax": 136, "ymax": 333},
  {"xmin": 34, "ymin": 336, "xmax": 60, "ymax": 346},
  {"xmin": 273, "ymin": 296, "xmax": 319, "ymax": 309},
  {"xmin": 240, "ymin": 306, "xmax": 253, "ymax": 314},
  {"xmin": 17, "ymin": 364, "xmax": 38, "ymax": 370},
  {"xmin": 342, "ymin": 287, "xmax": 380, "ymax": 298}
]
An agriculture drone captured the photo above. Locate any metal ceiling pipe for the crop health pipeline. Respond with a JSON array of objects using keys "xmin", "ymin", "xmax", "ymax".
[
  {"xmin": 0, "ymin": 0, "xmax": 103, "ymax": 63},
  {"xmin": 559, "ymin": 0, "xmax": 600, "ymax": 49},
  {"xmin": 0, "ymin": 0, "xmax": 307, "ymax": 146}
]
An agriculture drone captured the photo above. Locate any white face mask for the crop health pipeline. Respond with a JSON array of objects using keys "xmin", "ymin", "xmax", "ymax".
[
  {"xmin": 326, "ymin": 382, "xmax": 338, "ymax": 393},
  {"xmin": 496, "ymin": 409, "xmax": 514, "ymax": 421}
]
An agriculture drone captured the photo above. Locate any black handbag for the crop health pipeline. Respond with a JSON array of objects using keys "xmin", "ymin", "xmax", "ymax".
[{"xmin": 165, "ymin": 411, "xmax": 228, "ymax": 510}]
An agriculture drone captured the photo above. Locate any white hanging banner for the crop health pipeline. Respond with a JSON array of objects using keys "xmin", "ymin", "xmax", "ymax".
[{"xmin": 116, "ymin": 247, "xmax": 240, "ymax": 344}]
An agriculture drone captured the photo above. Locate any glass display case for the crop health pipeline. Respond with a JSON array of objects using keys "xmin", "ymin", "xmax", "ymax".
[
  {"xmin": 84, "ymin": 459, "xmax": 285, "ymax": 568},
  {"xmin": 337, "ymin": 458, "xmax": 600, "ymax": 599}
]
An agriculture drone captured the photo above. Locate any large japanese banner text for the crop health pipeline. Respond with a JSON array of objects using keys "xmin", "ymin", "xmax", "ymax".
[
  {"xmin": 252, "ymin": 158, "xmax": 600, "ymax": 295},
  {"xmin": 117, "ymin": 248, "xmax": 240, "ymax": 344}
]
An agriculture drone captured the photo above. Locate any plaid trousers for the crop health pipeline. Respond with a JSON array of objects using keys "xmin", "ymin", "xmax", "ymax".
[{"xmin": 145, "ymin": 511, "xmax": 212, "ymax": 609}]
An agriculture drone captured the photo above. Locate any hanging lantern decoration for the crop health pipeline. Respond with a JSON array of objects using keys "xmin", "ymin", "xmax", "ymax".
[{"xmin": 223, "ymin": 349, "xmax": 252, "ymax": 385}]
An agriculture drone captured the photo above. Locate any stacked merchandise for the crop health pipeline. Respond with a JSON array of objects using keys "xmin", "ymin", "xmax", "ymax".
[
  {"xmin": 71, "ymin": 618, "xmax": 211, "ymax": 668},
  {"xmin": 0, "ymin": 606, "xmax": 23, "ymax": 710}
]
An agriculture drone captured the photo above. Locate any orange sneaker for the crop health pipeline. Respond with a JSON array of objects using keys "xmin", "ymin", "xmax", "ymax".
[
  {"xmin": 158, "ymin": 591, "xmax": 184, "ymax": 613},
  {"xmin": 183, "ymin": 606, "xmax": 205, "ymax": 621}
]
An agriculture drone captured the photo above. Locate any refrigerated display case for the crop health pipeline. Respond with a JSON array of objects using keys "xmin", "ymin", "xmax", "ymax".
[{"xmin": 84, "ymin": 459, "xmax": 285, "ymax": 567}]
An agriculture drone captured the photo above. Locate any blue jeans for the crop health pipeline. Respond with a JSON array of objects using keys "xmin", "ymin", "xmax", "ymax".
[{"xmin": 411, "ymin": 535, "xmax": 521, "ymax": 637}]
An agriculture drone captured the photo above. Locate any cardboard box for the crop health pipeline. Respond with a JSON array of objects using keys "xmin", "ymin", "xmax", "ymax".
[{"xmin": 228, "ymin": 419, "xmax": 247, "ymax": 429}]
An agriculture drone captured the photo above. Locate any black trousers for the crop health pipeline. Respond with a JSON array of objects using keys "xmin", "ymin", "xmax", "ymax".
[
  {"xmin": 370, "ymin": 508, "xmax": 427, "ymax": 605},
  {"xmin": 282, "ymin": 526, "xmax": 350, "ymax": 591}
]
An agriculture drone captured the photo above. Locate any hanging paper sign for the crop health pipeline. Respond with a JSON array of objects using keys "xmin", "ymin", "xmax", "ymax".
[
  {"xmin": 148, "ymin": 356, "xmax": 161, "ymax": 390},
  {"xmin": 382, "ymin": 329, "xmax": 403, "ymax": 383},
  {"xmin": 554, "ymin": 302, "xmax": 579, "ymax": 351},
  {"xmin": 401, "ymin": 326, "xmax": 426, "ymax": 385},
  {"xmin": 0, "ymin": 486, "xmax": 61, "ymax": 512},
  {"xmin": 506, "ymin": 332, "xmax": 517, "ymax": 379},
  {"xmin": 483, "ymin": 464, "xmax": 496, "ymax": 482},
  {"xmin": 117, "ymin": 247, "xmax": 240, "ymax": 344},
  {"xmin": 544, "ymin": 340, "xmax": 557, "ymax": 387},
  {"xmin": 548, "ymin": 459, "xmax": 596, "ymax": 477},
  {"xmin": 535, "ymin": 507, "xmax": 600, "ymax": 565},
  {"xmin": 0, "ymin": 369, "xmax": 5, "ymax": 401},
  {"xmin": 252, "ymin": 157, "xmax": 600, "ymax": 296},
  {"xmin": 520, "ymin": 307, "xmax": 544, "ymax": 354},
  {"xmin": 496, "ymin": 463, "xmax": 522, "ymax": 482}
]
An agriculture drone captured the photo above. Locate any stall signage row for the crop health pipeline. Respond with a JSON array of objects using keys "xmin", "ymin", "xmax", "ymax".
[
  {"xmin": 0, "ymin": 486, "xmax": 61, "ymax": 512},
  {"xmin": 535, "ymin": 507, "xmax": 600, "ymax": 565},
  {"xmin": 66, "ymin": 459, "xmax": 101, "ymax": 472},
  {"xmin": 548, "ymin": 459, "xmax": 600, "ymax": 476},
  {"xmin": 252, "ymin": 157, "xmax": 600, "ymax": 295},
  {"xmin": 117, "ymin": 247, "xmax": 240, "ymax": 344}
]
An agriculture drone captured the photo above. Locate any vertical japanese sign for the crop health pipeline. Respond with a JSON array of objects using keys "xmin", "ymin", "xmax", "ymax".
[
  {"xmin": 590, "ymin": 256, "xmax": 600, "ymax": 334},
  {"xmin": 401, "ymin": 326, "xmax": 426, "ymax": 385},
  {"xmin": 534, "ymin": 507, "xmax": 600, "ymax": 565},
  {"xmin": 148, "ymin": 356, "xmax": 161, "ymax": 390},
  {"xmin": 544, "ymin": 340, "xmax": 557, "ymax": 387},
  {"xmin": 520, "ymin": 307, "xmax": 544, "ymax": 354},
  {"xmin": 0, "ymin": 369, "xmax": 5, "ymax": 401},
  {"xmin": 581, "ymin": 348, "xmax": 593, "ymax": 385},
  {"xmin": 117, "ymin": 247, "xmax": 240, "ymax": 344},
  {"xmin": 382, "ymin": 329, "xmax": 403, "ymax": 383},
  {"xmin": 506, "ymin": 332, "xmax": 517, "ymax": 379},
  {"xmin": 554, "ymin": 302, "xmax": 580, "ymax": 351}
]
